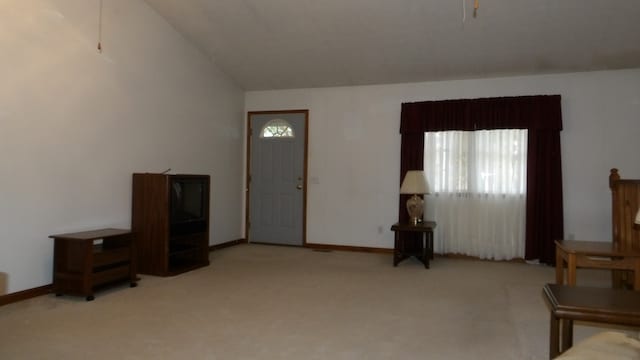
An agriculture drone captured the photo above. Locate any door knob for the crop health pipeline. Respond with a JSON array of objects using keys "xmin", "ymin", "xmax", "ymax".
[{"xmin": 296, "ymin": 184, "xmax": 303, "ymax": 190}]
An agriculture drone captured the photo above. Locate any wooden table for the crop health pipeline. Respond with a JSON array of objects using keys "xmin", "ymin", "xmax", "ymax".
[
  {"xmin": 390, "ymin": 221, "xmax": 436, "ymax": 268},
  {"xmin": 555, "ymin": 240, "xmax": 640, "ymax": 290},
  {"xmin": 542, "ymin": 283, "xmax": 640, "ymax": 358}
]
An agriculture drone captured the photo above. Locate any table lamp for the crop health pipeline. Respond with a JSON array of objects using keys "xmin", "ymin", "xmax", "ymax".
[
  {"xmin": 400, "ymin": 170, "xmax": 430, "ymax": 225},
  {"xmin": 635, "ymin": 209, "xmax": 640, "ymax": 225}
]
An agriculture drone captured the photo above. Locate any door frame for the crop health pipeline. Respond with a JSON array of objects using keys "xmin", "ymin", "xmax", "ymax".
[{"xmin": 245, "ymin": 109, "xmax": 309, "ymax": 246}]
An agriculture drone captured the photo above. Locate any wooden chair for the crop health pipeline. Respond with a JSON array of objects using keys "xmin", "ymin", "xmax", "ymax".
[{"xmin": 609, "ymin": 168, "xmax": 640, "ymax": 288}]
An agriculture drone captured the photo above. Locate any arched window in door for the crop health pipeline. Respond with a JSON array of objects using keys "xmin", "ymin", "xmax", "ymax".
[{"xmin": 260, "ymin": 119, "xmax": 295, "ymax": 138}]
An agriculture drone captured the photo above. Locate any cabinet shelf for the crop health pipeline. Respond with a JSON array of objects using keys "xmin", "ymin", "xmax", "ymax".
[
  {"xmin": 93, "ymin": 246, "xmax": 130, "ymax": 267},
  {"xmin": 169, "ymin": 244, "xmax": 199, "ymax": 256}
]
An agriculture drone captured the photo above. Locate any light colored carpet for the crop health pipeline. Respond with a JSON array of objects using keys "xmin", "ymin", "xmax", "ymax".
[{"xmin": 0, "ymin": 244, "xmax": 635, "ymax": 359}]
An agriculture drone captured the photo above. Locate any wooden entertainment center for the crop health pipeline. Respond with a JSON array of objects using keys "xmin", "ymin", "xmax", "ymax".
[{"xmin": 132, "ymin": 173, "xmax": 210, "ymax": 276}]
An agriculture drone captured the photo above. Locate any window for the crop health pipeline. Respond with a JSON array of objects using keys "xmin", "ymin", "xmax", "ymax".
[
  {"xmin": 425, "ymin": 130, "xmax": 527, "ymax": 194},
  {"xmin": 424, "ymin": 129, "xmax": 527, "ymax": 260},
  {"xmin": 260, "ymin": 119, "xmax": 295, "ymax": 138}
]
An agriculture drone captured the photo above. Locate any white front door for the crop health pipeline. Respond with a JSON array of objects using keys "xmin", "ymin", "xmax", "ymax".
[{"xmin": 248, "ymin": 111, "xmax": 307, "ymax": 245}]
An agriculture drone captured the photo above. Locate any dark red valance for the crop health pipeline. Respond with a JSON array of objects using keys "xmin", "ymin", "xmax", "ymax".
[{"xmin": 400, "ymin": 95, "xmax": 562, "ymax": 133}]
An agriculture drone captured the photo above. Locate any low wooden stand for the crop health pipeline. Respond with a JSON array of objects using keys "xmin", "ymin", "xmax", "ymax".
[
  {"xmin": 542, "ymin": 283, "xmax": 640, "ymax": 358},
  {"xmin": 50, "ymin": 228, "xmax": 137, "ymax": 301}
]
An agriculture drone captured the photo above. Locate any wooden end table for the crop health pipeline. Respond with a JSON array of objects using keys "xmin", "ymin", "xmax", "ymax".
[
  {"xmin": 50, "ymin": 228, "xmax": 137, "ymax": 301},
  {"xmin": 542, "ymin": 283, "xmax": 640, "ymax": 358},
  {"xmin": 555, "ymin": 240, "xmax": 640, "ymax": 290},
  {"xmin": 390, "ymin": 221, "xmax": 436, "ymax": 268}
]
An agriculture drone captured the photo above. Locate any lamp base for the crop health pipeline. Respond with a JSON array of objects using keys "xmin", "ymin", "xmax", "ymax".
[{"xmin": 406, "ymin": 194, "xmax": 424, "ymax": 225}]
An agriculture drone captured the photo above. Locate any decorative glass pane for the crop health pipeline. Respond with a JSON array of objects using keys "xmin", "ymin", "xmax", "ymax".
[{"xmin": 260, "ymin": 119, "xmax": 295, "ymax": 138}]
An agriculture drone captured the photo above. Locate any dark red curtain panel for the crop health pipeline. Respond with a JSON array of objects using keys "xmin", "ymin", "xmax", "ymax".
[
  {"xmin": 399, "ymin": 133, "xmax": 424, "ymax": 224},
  {"xmin": 399, "ymin": 95, "xmax": 563, "ymax": 264},
  {"xmin": 525, "ymin": 129, "xmax": 564, "ymax": 264},
  {"xmin": 398, "ymin": 132, "xmax": 425, "ymax": 250}
]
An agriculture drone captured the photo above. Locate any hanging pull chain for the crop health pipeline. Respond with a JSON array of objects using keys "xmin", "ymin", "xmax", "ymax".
[
  {"xmin": 463, "ymin": 0, "xmax": 480, "ymax": 22},
  {"xmin": 462, "ymin": 0, "xmax": 466, "ymax": 22},
  {"xmin": 97, "ymin": 0, "xmax": 103, "ymax": 52}
]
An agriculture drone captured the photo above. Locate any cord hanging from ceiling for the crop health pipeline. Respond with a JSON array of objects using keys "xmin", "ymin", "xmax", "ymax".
[
  {"xmin": 463, "ymin": 0, "xmax": 480, "ymax": 22},
  {"xmin": 97, "ymin": 0, "xmax": 103, "ymax": 53},
  {"xmin": 463, "ymin": 0, "xmax": 466, "ymax": 22}
]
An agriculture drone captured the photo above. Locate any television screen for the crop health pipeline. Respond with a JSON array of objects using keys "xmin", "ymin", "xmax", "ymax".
[
  {"xmin": 171, "ymin": 179, "xmax": 205, "ymax": 223},
  {"xmin": 169, "ymin": 176, "xmax": 209, "ymax": 236}
]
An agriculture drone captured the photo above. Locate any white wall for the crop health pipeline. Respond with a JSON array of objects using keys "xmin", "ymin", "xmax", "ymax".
[
  {"xmin": 0, "ymin": 0, "xmax": 245, "ymax": 293},
  {"xmin": 245, "ymin": 69, "xmax": 640, "ymax": 251}
]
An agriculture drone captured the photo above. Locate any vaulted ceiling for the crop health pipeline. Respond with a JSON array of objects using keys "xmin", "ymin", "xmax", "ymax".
[{"xmin": 143, "ymin": 0, "xmax": 640, "ymax": 91}]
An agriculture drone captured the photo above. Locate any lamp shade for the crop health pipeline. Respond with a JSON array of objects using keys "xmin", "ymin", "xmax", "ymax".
[
  {"xmin": 636, "ymin": 209, "xmax": 640, "ymax": 225},
  {"xmin": 400, "ymin": 170, "xmax": 430, "ymax": 194}
]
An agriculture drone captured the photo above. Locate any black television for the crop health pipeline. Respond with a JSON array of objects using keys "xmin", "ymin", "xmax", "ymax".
[{"xmin": 170, "ymin": 176, "xmax": 209, "ymax": 236}]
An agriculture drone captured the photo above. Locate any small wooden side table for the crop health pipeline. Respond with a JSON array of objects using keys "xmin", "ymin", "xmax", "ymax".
[
  {"xmin": 542, "ymin": 283, "xmax": 640, "ymax": 358},
  {"xmin": 555, "ymin": 240, "xmax": 640, "ymax": 290},
  {"xmin": 50, "ymin": 228, "xmax": 137, "ymax": 301},
  {"xmin": 390, "ymin": 221, "xmax": 436, "ymax": 268}
]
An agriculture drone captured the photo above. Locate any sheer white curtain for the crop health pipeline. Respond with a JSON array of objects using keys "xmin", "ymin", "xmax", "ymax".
[{"xmin": 424, "ymin": 130, "xmax": 527, "ymax": 260}]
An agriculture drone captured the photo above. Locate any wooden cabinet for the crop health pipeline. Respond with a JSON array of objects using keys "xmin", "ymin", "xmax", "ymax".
[
  {"xmin": 132, "ymin": 173, "xmax": 210, "ymax": 276},
  {"xmin": 50, "ymin": 228, "xmax": 137, "ymax": 301}
]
